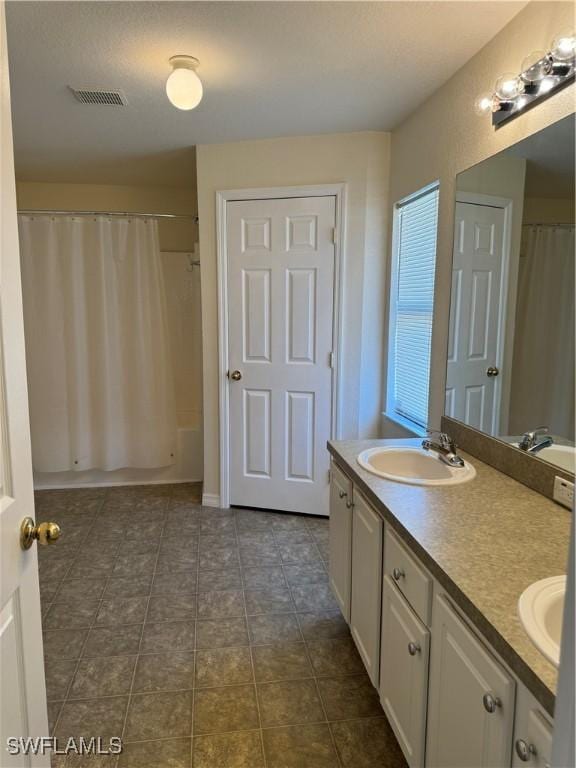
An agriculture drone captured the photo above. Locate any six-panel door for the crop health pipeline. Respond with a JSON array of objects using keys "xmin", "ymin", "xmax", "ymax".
[
  {"xmin": 350, "ymin": 487, "xmax": 383, "ymax": 686},
  {"xmin": 328, "ymin": 462, "xmax": 353, "ymax": 621},
  {"xmin": 426, "ymin": 594, "xmax": 515, "ymax": 768},
  {"xmin": 446, "ymin": 201, "xmax": 506, "ymax": 434},
  {"xmin": 227, "ymin": 196, "xmax": 336, "ymax": 515}
]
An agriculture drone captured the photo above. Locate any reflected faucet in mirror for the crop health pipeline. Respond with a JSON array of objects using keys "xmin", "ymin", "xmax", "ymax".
[{"xmin": 519, "ymin": 426, "xmax": 554, "ymax": 454}]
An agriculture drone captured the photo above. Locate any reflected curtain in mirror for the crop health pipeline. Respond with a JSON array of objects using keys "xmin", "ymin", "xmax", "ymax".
[
  {"xmin": 509, "ymin": 224, "xmax": 575, "ymax": 440},
  {"xmin": 19, "ymin": 215, "xmax": 177, "ymax": 471}
]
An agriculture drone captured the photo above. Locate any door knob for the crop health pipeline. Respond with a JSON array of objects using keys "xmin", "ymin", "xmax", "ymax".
[
  {"xmin": 20, "ymin": 518, "xmax": 61, "ymax": 551},
  {"xmin": 229, "ymin": 370, "xmax": 242, "ymax": 381},
  {"xmin": 486, "ymin": 366, "xmax": 499, "ymax": 377}
]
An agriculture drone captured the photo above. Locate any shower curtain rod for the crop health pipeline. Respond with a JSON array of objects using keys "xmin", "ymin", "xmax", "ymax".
[
  {"xmin": 18, "ymin": 209, "xmax": 199, "ymax": 222},
  {"xmin": 524, "ymin": 222, "xmax": 574, "ymax": 228}
]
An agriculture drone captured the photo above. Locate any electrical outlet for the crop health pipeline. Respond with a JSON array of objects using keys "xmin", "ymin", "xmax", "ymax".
[{"xmin": 553, "ymin": 476, "xmax": 574, "ymax": 509}]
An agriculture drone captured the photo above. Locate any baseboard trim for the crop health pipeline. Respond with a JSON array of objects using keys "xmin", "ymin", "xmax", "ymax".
[
  {"xmin": 34, "ymin": 478, "xmax": 202, "ymax": 491},
  {"xmin": 202, "ymin": 492, "xmax": 222, "ymax": 508}
]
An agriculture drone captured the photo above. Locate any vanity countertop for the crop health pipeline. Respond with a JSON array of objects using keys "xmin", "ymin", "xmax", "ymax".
[{"xmin": 328, "ymin": 438, "xmax": 571, "ymax": 716}]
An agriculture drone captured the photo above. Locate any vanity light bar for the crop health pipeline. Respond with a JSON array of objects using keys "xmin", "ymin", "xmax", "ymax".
[{"xmin": 475, "ymin": 30, "xmax": 575, "ymax": 127}]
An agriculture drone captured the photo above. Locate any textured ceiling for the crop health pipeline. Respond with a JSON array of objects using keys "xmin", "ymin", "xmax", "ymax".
[{"xmin": 6, "ymin": 1, "xmax": 527, "ymax": 186}]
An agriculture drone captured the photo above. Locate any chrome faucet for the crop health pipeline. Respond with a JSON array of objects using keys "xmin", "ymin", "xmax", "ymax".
[
  {"xmin": 518, "ymin": 426, "xmax": 554, "ymax": 454},
  {"xmin": 421, "ymin": 430, "xmax": 465, "ymax": 468}
]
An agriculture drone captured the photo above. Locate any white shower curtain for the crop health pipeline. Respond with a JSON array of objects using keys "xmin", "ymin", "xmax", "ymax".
[
  {"xmin": 509, "ymin": 224, "xmax": 575, "ymax": 440},
  {"xmin": 19, "ymin": 215, "xmax": 177, "ymax": 471}
]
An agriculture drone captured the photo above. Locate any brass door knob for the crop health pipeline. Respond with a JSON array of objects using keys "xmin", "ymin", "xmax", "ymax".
[
  {"xmin": 486, "ymin": 366, "xmax": 499, "ymax": 377},
  {"xmin": 229, "ymin": 370, "xmax": 242, "ymax": 381},
  {"xmin": 20, "ymin": 518, "xmax": 61, "ymax": 550}
]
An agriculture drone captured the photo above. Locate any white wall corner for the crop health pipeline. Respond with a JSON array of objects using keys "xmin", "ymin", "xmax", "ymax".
[{"xmin": 202, "ymin": 492, "xmax": 222, "ymax": 508}]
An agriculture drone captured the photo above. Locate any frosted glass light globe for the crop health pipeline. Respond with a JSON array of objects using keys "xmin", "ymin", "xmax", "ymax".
[
  {"xmin": 474, "ymin": 92, "xmax": 496, "ymax": 115},
  {"xmin": 495, "ymin": 73, "xmax": 523, "ymax": 100},
  {"xmin": 551, "ymin": 30, "xmax": 576, "ymax": 62},
  {"xmin": 166, "ymin": 56, "xmax": 203, "ymax": 110}
]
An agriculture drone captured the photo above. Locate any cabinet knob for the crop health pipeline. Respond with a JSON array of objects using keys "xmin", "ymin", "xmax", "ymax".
[
  {"xmin": 408, "ymin": 641, "xmax": 421, "ymax": 656},
  {"xmin": 345, "ymin": 499, "xmax": 354, "ymax": 509},
  {"xmin": 339, "ymin": 490, "xmax": 347, "ymax": 499},
  {"xmin": 482, "ymin": 693, "xmax": 501, "ymax": 713},
  {"xmin": 515, "ymin": 739, "xmax": 537, "ymax": 762},
  {"xmin": 392, "ymin": 567, "xmax": 405, "ymax": 581}
]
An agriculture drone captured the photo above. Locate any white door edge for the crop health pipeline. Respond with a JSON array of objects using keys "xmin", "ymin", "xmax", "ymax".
[
  {"xmin": 454, "ymin": 192, "xmax": 514, "ymax": 435},
  {"xmin": 216, "ymin": 183, "xmax": 346, "ymax": 510}
]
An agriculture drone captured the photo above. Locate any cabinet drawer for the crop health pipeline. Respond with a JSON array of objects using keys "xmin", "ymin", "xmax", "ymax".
[
  {"xmin": 385, "ymin": 527, "xmax": 432, "ymax": 625},
  {"xmin": 380, "ymin": 576, "xmax": 429, "ymax": 768}
]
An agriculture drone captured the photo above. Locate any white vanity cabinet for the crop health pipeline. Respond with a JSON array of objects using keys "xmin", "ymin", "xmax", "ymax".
[
  {"xmin": 380, "ymin": 575, "xmax": 430, "ymax": 768},
  {"xmin": 328, "ymin": 459, "xmax": 555, "ymax": 768},
  {"xmin": 511, "ymin": 685, "xmax": 553, "ymax": 768},
  {"xmin": 350, "ymin": 486, "xmax": 383, "ymax": 685},
  {"xmin": 328, "ymin": 462, "xmax": 353, "ymax": 620},
  {"xmin": 426, "ymin": 593, "xmax": 516, "ymax": 768}
]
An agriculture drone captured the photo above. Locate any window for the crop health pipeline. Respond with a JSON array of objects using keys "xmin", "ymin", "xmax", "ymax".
[{"xmin": 387, "ymin": 183, "xmax": 439, "ymax": 432}]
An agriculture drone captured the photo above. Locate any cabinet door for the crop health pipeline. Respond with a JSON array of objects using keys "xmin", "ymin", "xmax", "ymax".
[
  {"xmin": 328, "ymin": 463, "xmax": 353, "ymax": 620},
  {"xmin": 380, "ymin": 576, "xmax": 430, "ymax": 768},
  {"xmin": 427, "ymin": 594, "xmax": 515, "ymax": 768},
  {"xmin": 350, "ymin": 488, "xmax": 383, "ymax": 685},
  {"xmin": 512, "ymin": 684, "xmax": 553, "ymax": 768}
]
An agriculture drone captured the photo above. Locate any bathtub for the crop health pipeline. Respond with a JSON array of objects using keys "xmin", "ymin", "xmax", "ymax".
[{"xmin": 33, "ymin": 425, "xmax": 203, "ymax": 489}]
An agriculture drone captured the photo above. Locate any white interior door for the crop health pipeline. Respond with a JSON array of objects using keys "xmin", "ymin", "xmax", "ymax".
[
  {"xmin": 0, "ymin": 4, "xmax": 50, "ymax": 764},
  {"xmin": 446, "ymin": 201, "xmax": 506, "ymax": 434},
  {"xmin": 227, "ymin": 195, "xmax": 336, "ymax": 516}
]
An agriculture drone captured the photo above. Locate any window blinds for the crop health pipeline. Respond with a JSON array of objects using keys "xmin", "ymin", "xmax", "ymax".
[{"xmin": 390, "ymin": 186, "xmax": 439, "ymax": 429}]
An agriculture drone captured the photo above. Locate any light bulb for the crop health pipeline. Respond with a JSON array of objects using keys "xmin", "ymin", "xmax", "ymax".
[
  {"xmin": 495, "ymin": 73, "xmax": 524, "ymax": 100},
  {"xmin": 474, "ymin": 92, "xmax": 496, "ymax": 115},
  {"xmin": 551, "ymin": 30, "xmax": 576, "ymax": 62},
  {"xmin": 166, "ymin": 56, "xmax": 203, "ymax": 110},
  {"xmin": 521, "ymin": 51, "xmax": 552, "ymax": 83}
]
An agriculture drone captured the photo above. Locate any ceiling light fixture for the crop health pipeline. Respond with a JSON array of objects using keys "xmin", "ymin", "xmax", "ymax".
[
  {"xmin": 166, "ymin": 55, "xmax": 203, "ymax": 111},
  {"xmin": 475, "ymin": 30, "xmax": 575, "ymax": 127}
]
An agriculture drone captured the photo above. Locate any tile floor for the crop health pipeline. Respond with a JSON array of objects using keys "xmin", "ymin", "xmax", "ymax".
[{"xmin": 36, "ymin": 483, "xmax": 407, "ymax": 768}]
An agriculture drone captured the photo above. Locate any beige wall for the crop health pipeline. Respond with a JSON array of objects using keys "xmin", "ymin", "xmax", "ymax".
[
  {"xmin": 16, "ymin": 181, "xmax": 197, "ymax": 251},
  {"xmin": 523, "ymin": 196, "xmax": 575, "ymax": 224},
  {"xmin": 196, "ymin": 131, "xmax": 390, "ymax": 500},
  {"xmin": 388, "ymin": 0, "xmax": 575, "ymax": 435},
  {"xmin": 16, "ymin": 181, "xmax": 202, "ymax": 433}
]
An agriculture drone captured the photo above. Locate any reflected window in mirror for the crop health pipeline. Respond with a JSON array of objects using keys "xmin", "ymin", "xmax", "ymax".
[{"xmin": 446, "ymin": 115, "xmax": 575, "ymax": 476}]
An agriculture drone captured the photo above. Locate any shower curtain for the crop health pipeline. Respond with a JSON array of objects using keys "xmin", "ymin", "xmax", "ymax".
[
  {"xmin": 19, "ymin": 215, "xmax": 177, "ymax": 471},
  {"xmin": 509, "ymin": 224, "xmax": 575, "ymax": 440}
]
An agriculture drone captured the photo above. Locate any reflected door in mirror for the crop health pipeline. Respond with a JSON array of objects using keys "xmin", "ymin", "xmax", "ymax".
[{"xmin": 446, "ymin": 200, "xmax": 506, "ymax": 435}]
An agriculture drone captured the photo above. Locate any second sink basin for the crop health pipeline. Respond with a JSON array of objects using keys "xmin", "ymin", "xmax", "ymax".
[
  {"xmin": 357, "ymin": 446, "xmax": 476, "ymax": 486},
  {"xmin": 518, "ymin": 576, "xmax": 566, "ymax": 667}
]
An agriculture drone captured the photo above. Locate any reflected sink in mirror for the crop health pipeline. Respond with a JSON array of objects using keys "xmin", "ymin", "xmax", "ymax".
[
  {"xmin": 518, "ymin": 576, "xmax": 566, "ymax": 667},
  {"xmin": 513, "ymin": 443, "xmax": 575, "ymax": 474},
  {"xmin": 357, "ymin": 447, "xmax": 476, "ymax": 486}
]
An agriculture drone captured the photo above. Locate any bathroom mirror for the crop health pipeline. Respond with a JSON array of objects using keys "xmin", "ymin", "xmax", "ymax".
[{"xmin": 446, "ymin": 114, "xmax": 575, "ymax": 476}]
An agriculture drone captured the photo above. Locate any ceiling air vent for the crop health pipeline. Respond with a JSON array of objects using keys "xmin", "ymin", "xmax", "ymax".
[{"xmin": 68, "ymin": 87, "xmax": 127, "ymax": 106}]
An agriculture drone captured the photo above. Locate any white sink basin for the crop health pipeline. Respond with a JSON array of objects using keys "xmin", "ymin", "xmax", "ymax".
[
  {"xmin": 357, "ymin": 446, "xmax": 476, "ymax": 486},
  {"xmin": 518, "ymin": 576, "xmax": 566, "ymax": 667}
]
